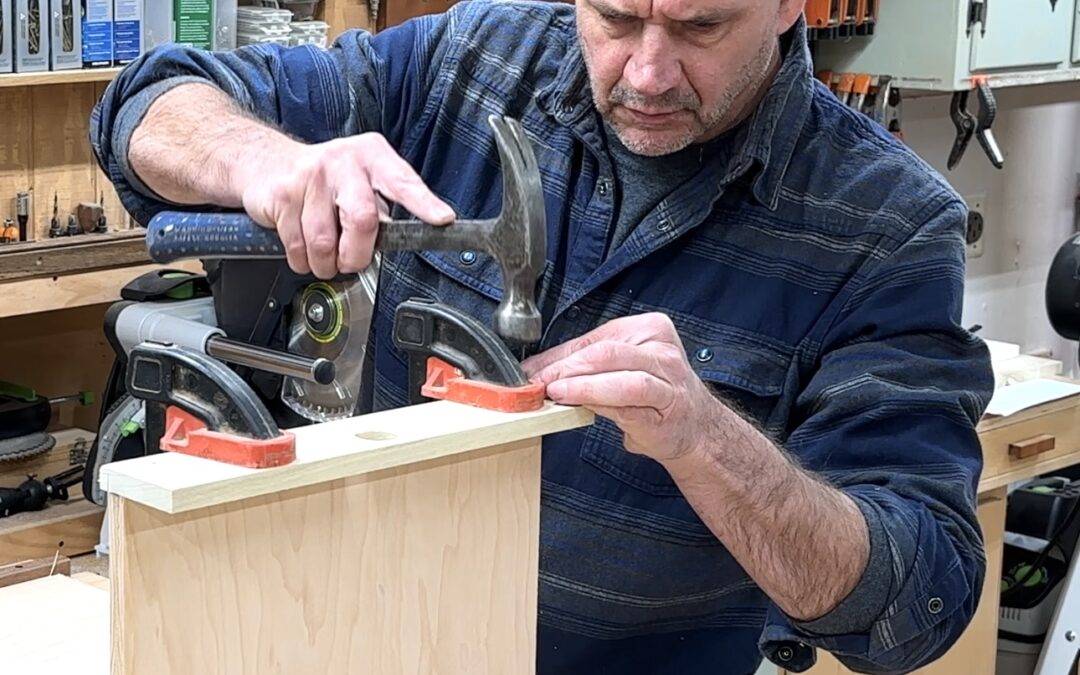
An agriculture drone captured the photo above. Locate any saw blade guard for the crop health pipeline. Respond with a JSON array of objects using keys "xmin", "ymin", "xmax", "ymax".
[{"xmin": 281, "ymin": 266, "xmax": 378, "ymax": 421}]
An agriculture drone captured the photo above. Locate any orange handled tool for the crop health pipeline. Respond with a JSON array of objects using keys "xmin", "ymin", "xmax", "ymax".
[{"xmin": 805, "ymin": 0, "xmax": 833, "ymax": 28}]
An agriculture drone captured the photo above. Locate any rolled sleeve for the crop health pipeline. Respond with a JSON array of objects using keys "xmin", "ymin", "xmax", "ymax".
[{"xmin": 759, "ymin": 197, "xmax": 993, "ymax": 673}]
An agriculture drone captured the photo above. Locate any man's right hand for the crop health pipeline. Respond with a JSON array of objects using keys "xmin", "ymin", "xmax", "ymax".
[{"xmin": 239, "ymin": 132, "xmax": 456, "ymax": 280}]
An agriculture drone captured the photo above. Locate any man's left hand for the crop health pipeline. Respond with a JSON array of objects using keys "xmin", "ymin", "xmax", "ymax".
[{"xmin": 522, "ymin": 313, "xmax": 722, "ymax": 462}]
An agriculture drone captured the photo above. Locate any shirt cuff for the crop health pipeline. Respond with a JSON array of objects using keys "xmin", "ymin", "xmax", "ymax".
[
  {"xmin": 793, "ymin": 493, "xmax": 895, "ymax": 636},
  {"xmin": 757, "ymin": 491, "xmax": 898, "ymax": 672},
  {"xmin": 111, "ymin": 75, "xmax": 221, "ymax": 205}
]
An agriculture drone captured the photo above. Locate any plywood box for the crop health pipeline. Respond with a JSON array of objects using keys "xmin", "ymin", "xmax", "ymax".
[{"xmin": 102, "ymin": 400, "xmax": 593, "ymax": 674}]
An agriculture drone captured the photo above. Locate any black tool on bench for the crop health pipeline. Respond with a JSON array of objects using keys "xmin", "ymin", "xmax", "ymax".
[{"xmin": 0, "ymin": 465, "xmax": 85, "ymax": 518}]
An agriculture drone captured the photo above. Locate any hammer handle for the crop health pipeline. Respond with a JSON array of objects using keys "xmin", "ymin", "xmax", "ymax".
[{"xmin": 146, "ymin": 211, "xmax": 492, "ymax": 263}]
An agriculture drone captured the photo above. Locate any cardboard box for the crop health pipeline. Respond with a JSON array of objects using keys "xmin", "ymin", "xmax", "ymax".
[
  {"xmin": 0, "ymin": 0, "xmax": 13, "ymax": 73},
  {"xmin": 112, "ymin": 0, "xmax": 139, "ymax": 63},
  {"xmin": 80, "ymin": 0, "xmax": 111, "ymax": 67},
  {"xmin": 14, "ymin": 0, "xmax": 49, "ymax": 72},
  {"xmin": 174, "ymin": 0, "xmax": 211, "ymax": 49},
  {"xmin": 49, "ymin": 0, "xmax": 81, "ymax": 70}
]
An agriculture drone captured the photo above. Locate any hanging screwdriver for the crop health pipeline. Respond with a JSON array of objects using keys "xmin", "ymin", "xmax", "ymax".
[
  {"xmin": 49, "ymin": 193, "xmax": 62, "ymax": 238},
  {"xmin": 15, "ymin": 192, "xmax": 29, "ymax": 242}
]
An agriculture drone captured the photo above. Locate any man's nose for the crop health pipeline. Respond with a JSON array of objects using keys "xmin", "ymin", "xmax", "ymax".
[{"xmin": 624, "ymin": 25, "xmax": 681, "ymax": 98}]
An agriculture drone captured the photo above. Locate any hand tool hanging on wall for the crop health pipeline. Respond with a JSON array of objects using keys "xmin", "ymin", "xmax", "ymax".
[
  {"xmin": 15, "ymin": 191, "xmax": 29, "ymax": 242},
  {"xmin": 948, "ymin": 77, "xmax": 1004, "ymax": 171},
  {"xmin": 0, "ymin": 219, "xmax": 17, "ymax": 244},
  {"xmin": 48, "ymin": 193, "xmax": 62, "ymax": 238}
]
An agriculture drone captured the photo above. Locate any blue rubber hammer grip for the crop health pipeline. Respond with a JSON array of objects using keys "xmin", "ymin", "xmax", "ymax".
[{"xmin": 146, "ymin": 211, "xmax": 286, "ymax": 263}]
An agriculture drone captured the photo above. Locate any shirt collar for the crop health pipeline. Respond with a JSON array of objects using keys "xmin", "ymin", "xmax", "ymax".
[{"xmin": 536, "ymin": 15, "xmax": 816, "ymax": 210}]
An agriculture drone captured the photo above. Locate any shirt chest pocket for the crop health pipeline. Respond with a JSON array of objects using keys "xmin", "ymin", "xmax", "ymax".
[{"xmin": 580, "ymin": 345, "xmax": 790, "ymax": 497}]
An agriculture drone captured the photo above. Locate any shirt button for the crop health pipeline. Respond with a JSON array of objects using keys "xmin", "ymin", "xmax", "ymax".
[
  {"xmin": 656, "ymin": 218, "xmax": 673, "ymax": 233},
  {"xmin": 597, "ymin": 179, "xmax": 610, "ymax": 196},
  {"xmin": 459, "ymin": 250, "xmax": 477, "ymax": 266},
  {"xmin": 928, "ymin": 597, "xmax": 944, "ymax": 614},
  {"xmin": 561, "ymin": 102, "xmax": 575, "ymax": 115},
  {"xmin": 695, "ymin": 348, "xmax": 714, "ymax": 363},
  {"xmin": 776, "ymin": 645, "xmax": 794, "ymax": 662},
  {"xmin": 565, "ymin": 306, "xmax": 582, "ymax": 320}
]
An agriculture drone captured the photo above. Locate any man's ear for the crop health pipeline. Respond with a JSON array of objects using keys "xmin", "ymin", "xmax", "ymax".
[{"xmin": 777, "ymin": 0, "xmax": 805, "ymax": 33}]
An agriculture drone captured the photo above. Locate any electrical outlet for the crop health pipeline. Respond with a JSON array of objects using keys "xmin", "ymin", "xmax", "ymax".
[{"xmin": 964, "ymin": 194, "xmax": 985, "ymax": 259}]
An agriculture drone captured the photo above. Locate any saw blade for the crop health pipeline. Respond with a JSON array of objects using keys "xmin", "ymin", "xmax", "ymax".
[
  {"xmin": 0, "ymin": 432, "xmax": 54, "ymax": 462},
  {"xmin": 281, "ymin": 267, "xmax": 378, "ymax": 422}
]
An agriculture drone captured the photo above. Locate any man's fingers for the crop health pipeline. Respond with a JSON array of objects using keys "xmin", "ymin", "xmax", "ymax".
[
  {"xmin": 301, "ymin": 177, "xmax": 341, "ymax": 280},
  {"xmin": 522, "ymin": 315, "xmax": 674, "ymax": 377},
  {"xmin": 369, "ymin": 153, "xmax": 455, "ymax": 225},
  {"xmin": 336, "ymin": 180, "xmax": 381, "ymax": 274},
  {"xmin": 531, "ymin": 341, "xmax": 662, "ymax": 385},
  {"xmin": 545, "ymin": 371, "xmax": 672, "ymax": 410},
  {"xmin": 275, "ymin": 201, "xmax": 310, "ymax": 276}
]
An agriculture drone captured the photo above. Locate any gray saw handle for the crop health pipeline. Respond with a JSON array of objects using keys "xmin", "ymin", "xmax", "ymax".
[{"xmin": 146, "ymin": 211, "xmax": 494, "ymax": 263}]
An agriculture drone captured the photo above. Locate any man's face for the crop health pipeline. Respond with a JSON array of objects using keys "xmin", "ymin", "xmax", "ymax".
[{"xmin": 577, "ymin": 0, "xmax": 802, "ymax": 156}]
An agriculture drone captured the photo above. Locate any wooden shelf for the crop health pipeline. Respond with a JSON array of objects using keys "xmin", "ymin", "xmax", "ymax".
[
  {"xmin": 0, "ymin": 230, "xmax": 150, "ymax": 283},
  {"xmin": 0, "ymin": 260, "xmax": 202, "ymax": 318},
  {"xmin": 0, "ymin": 67, "xmax": 122, "ymax": 89}
]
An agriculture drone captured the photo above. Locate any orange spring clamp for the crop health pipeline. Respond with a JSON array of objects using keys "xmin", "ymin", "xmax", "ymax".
[
  {"xmin": 161, "ymin": 406, "xmax": 296, "ymax": 469},
  {"xmin": 421, "ymin": 357, "xmax": 545, "ymax": 413}
]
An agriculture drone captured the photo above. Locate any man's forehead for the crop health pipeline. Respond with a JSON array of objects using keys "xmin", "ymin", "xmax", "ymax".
[{"xmin": 604, "ymin": 0, "xmax": 755, "ymax": 21}]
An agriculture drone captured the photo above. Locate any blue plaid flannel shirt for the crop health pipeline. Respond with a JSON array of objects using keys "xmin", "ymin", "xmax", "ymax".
[{"xmin": 91, "ymin": 2, "xmax": 993, "ymax": 672}]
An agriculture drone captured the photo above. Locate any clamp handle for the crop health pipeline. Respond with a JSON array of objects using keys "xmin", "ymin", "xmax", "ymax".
[
  {"xmin": 974, "ymin": 80, "xmax": 1004, "ymax": 169},
  {"xmin": 126, "ymin": 342, "xmax": 295, "ymax": 467},
  {"xmin": 392, "ymin": 298, "xmax": 543, "ymax": 412}
]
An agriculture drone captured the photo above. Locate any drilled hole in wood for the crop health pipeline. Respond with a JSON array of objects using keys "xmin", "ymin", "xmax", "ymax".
[{"xmin": 355, "ymin": 431, "xmax": 397, "ymax": 441}]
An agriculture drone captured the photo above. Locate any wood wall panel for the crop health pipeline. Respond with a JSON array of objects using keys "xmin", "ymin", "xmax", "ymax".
[
  {"xmin": 29, "ymin": 84, "xmax": 99, "ymax": 241},
  {"xmin": 0, "ymin": 88, "xmax": 33, "ymax": 230}
]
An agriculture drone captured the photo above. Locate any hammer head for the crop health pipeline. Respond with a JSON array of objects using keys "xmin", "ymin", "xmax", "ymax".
[{"xmin": 486, "ymin": 116, "xmax": 547, "ymax": 345}]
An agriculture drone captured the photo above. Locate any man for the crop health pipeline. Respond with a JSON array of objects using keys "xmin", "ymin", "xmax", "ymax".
[{"xmin": 91, "ymin": 0, "xmax": 993, "ymax": 672}]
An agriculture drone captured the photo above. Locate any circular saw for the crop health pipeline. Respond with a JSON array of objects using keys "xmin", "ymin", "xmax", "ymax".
[{"xmin": 281, "ymin": 266, "xmax": 379, "ymax": 422}]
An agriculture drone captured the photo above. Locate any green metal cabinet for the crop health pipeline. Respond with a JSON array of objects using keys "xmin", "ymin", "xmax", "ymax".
[
  {"xmin": 1074, "ymin": 0, "xmax": 1080, "ymax": 63},
  {"xmin": 815, "ymin": 0, "xmax": 1080, "ymax": 91},
  {"xmin": 970, "ymin": 0, "xmax": 1069, "ymax": 71}
]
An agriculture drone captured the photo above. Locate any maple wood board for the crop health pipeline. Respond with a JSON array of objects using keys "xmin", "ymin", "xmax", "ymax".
[{"xmin": 102, "ymin": 400, "xmax": 593, "ymax": 514}]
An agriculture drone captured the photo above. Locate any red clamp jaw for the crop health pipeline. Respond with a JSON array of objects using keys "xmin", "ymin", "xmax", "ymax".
[
  {"xmin": 422, "ymin": 357, "xmax": 544, "ymax": 413},
  {"xmin": 161, "ymin": 407, "xmax": 296, "ymax": 468}
]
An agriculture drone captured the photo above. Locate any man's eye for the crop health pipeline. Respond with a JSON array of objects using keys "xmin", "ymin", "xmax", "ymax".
[
  {"xmin": 687, "ymin": 21, "xmax": 721, "ymax": 32},
  {"xmin": 602, "ymin": 13, "xmax": 637, "ymax": 25}
]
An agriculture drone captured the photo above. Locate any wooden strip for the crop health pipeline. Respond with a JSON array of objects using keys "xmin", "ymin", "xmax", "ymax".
[
  {"xmin": 111, "ymin": 438, "xmax": 540, "ymax": 674},
  {"xmin": 0, "ymin": 556, "xmax": 71, "ymax": 588},
  {"xmin": 72, "ymin": 571, "xmax": 109, "ymax": 591},
  {"xmin": 101, "ymin": 401, "xmax": 593, "ymax": 514},
  {"xmin": 0, "ymin": 429, "xmax": 95, "ymax": 489},
  {"xmin": 0, "ymin": 231, "xmax": 148, "ymax": 282},
  {"xmin": 0, "ymin": 261, "xmax": 203, "ymax": 318},
  {"xmin": 0, "ymin": 496, "xmax": 105, "ymax": 565},
  {"xmin": 1009, "ymin": 433, "xmax": 1056, "ymax": 460},
  {"xmin": 0, "ymin": 68, "xmax": 121, "ymax": 89}
]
